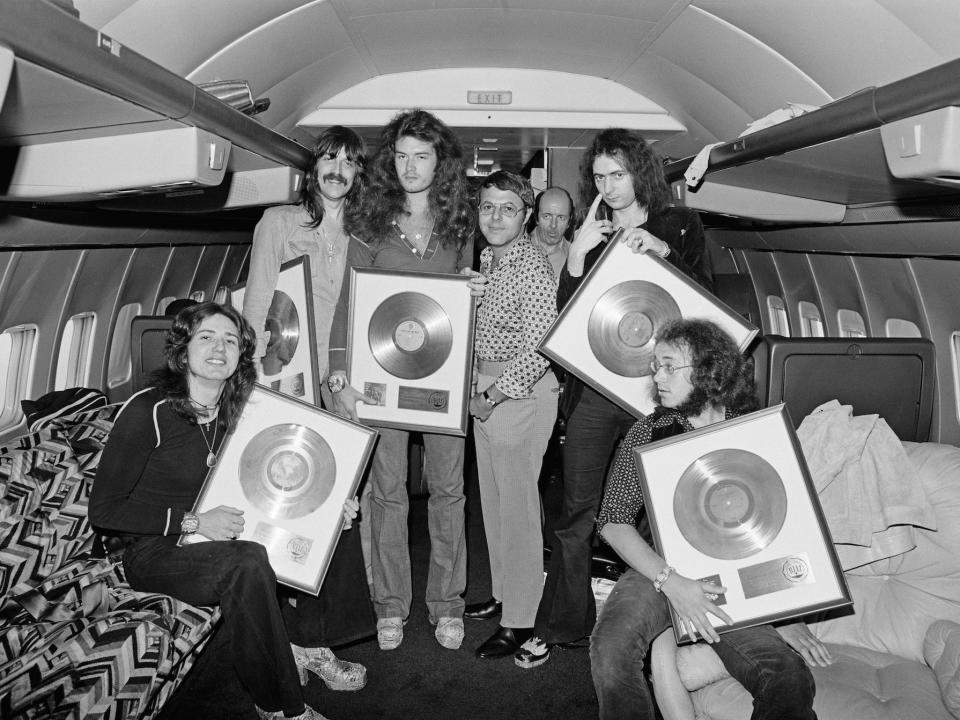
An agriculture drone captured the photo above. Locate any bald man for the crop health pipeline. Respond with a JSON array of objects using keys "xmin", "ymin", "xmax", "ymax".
[{"xmin": 527, "ymin": 186, "xmax": 573, "ymax": 280}]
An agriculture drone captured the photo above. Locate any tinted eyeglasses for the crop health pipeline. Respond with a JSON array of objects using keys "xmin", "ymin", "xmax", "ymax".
[{"xmin": 478, "ymin": 201, "xmax": 524, "ymax": 218}]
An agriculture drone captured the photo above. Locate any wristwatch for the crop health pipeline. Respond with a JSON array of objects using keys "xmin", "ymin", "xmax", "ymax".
[
  {"xmin": 327, "ymin": 373, "xmax": 347, "ymax": 394},
  {"xmin": 181, "ymin": 511, "xmax": 199, "ymax": 535},
  {"xmin": 482, "ymin": 390, "xmax": 500, "ymax": 408}
]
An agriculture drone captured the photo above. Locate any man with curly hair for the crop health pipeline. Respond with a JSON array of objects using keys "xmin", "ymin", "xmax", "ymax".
[
  {"xmin": 328, "ymin": 109, "xmax": 484, "ymax": 652},
  {"xmin": 590, "ymin": 318, "xmax": 827, "ymax": 720}
]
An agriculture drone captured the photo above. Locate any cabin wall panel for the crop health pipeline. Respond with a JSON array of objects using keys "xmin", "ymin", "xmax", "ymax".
[
  {"xmin": 54, "ymin": 248, "xmax": 130, "ymax": 391},
  {"xmin": 191, "ymin": 245, "xmax": 230, "ymax": 300},
  {"xmin": 904, "ymin": 257, "xmax": 960, "ymax": 445},
  {"xmin": 850, "ymin": 256, "xmax": 928, "ymax": 337},
  {"xmin": 738, "ymin": 250, "xmax": 787, "ymax": 335},
  {"xmin": 805, "ymin": 253, "xmax": 868, "ymax": 336},
  {"xmin": 0, "ymin": 250, "xmax": 81, "ymax": 408},
  {"xmin": 155, "ymin": 246, "xmax": 205, "ymax": 311},
  {"xmin": 769, "ymin": 253, "xmax": 821, "ymax": 335},
  {"xmin": 221, "ymin": 244, "xmax": 250, "ymax": 290}
]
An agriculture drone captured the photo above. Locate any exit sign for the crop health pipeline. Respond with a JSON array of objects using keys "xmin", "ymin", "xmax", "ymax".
[{"xmin": 467, "ymin": 91, "xmax": 513, "ymax": 105}]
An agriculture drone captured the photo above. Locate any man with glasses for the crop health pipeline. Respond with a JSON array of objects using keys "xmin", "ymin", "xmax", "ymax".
[
  {"xmin": 328, "ymin": 110, "xmax": 483, "ymax": 653},
  {"xmin": 467, "ymin": 170, "xmax": 559, "ymax": 659}
]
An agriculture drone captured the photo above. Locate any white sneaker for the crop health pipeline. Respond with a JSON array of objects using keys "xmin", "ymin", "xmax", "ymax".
[
  {"xmin": 434, "ymin": 617, "xmax": 464, "ymax": 650},
  {"xmin": 514, "ymin": 636, "xmax": 551, "ymax": 668},
  {"xmin": 377, "ymin": 616, "xmax": 405, "ymax": 650}
]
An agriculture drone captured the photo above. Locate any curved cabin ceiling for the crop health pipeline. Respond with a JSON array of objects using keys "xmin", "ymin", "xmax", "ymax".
[{"xmin": 72, "ymin": 0, "xmax": 960, "ymax": 162}]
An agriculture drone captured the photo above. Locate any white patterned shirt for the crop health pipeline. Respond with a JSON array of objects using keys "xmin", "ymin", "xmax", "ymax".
[{"xmin": 476, "ymin": 235, "xmax": 557, "ymax": 399}]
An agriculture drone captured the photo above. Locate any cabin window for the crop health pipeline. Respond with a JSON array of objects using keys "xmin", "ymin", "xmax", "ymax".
[
  {"xmin": 156, "ymin": 296, "xmax": 176, "ymax": 315},
  {"xmin": 798, "ymin": 301, "xmax": 824, "ymax": 338},
  {"xmin": 837, "ymin": 309, "xmax": 866, "ymax": 338},
  {"xmin": 55, "ymin": 312, "xmax": 97, "ymax": 390},
  {"xmin": 106, "ymin": 302, "xmax": 142, "ymax": 389},
  {"xmin": 213, "ymin": 285, "xmax": 230, "ymax": 305},
  {"xmin": 885, "ymin": 318, "xmax": 922, "ymax": 338},
  {"xmin": 0, "ymin": 325, "xmax": 38, "ymax": 432},
  {"xmin": 189, "ymin": 290, "xmax": 205, "ymax": 302},
  {"xmin": 766, "ymin": 296, "xmax": 790, "ymax": 336}
]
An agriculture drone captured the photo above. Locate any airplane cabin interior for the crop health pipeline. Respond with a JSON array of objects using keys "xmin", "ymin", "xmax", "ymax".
[{"xmin": 2, "ymin": 2, "xmax": 960, "ymax": 719}]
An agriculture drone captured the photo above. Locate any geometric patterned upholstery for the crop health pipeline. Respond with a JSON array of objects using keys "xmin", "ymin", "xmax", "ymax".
[{"xmin": 0, "ymin": 404, "xmax": 220, "ymax": 720}]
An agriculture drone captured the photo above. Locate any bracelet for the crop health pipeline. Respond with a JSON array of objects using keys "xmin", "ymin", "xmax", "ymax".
[
  {"xmin": 482, "ymin": 390, "xmax": 499, "ymax": 408},
  {"xmin": 658, "ymin": 243, "xmax": 671, "ymax": 259},
  {"xmin": 181, "ymin": 511, "xmax": 199, "ymax": 535},
  {"xmin": 653, "ymin": 565, "xmax": 675, "ymax": 592}
]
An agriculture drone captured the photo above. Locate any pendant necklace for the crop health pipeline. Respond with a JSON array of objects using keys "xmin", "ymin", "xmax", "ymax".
[{"xmin": 198, "ymin": 416, "xmax": 219, "ymax": 468}]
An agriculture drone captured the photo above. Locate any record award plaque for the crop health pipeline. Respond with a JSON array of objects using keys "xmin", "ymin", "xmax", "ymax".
[
  {"xmin": 635, "ymin": 404, "xmax": 851, "ymax": 644},
  {"xmin": 538, "ymin": 238, "xmax": 758, "ymax": 417},
  {"xmin": 181, "ymin": 385, "xmax": 377, "ymax": 595},
  {"xmin": 231, "ymin": 255, "xmax": 321, "ymax": 405},
  {"xmin": 347, "ymin": 268, "xmax": 476, "ymax": 435}
]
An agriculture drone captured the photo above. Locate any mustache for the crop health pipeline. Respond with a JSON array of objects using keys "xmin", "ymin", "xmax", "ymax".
[{"xmin": 322, "ymin": 173, "xmax": 349, "ymax": 184}]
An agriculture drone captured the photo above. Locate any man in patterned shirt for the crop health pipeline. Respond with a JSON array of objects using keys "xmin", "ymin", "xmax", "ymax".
[{"xmin": 467, "ymin": 170, "xmax": 560, "ymax": 659}]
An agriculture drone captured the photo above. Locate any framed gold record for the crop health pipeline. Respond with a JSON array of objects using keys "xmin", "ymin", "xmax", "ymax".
[
  {"xmin": 635, "ymin": 404, "xmax": 851, "ymax": 644},
  {"xmin": 181, "ymin": 385, "xmax": 377, "ymax": 595},
  {"xmin": 538, "ymin": 238, "xmax": 758, "ymax": 417},
  {"xmin": 230, "ymin": 255, "xmax": 321, "ymax": 405},
  {"xmin": 347, "ymin": 268, "xmax": 476, "ymax": 435}
]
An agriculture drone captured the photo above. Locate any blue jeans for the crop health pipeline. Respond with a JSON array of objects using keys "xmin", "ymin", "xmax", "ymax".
[
  {"xmin": 591, "ymin": 568, "xmax": 816, "ymax": 720},
  {"xmin": 368, "ymin": 428, "xmax": 466, "ymax": 621},
  {"xmin": 123, "ymin": 536, "xmax": 303, "ymax": 715},
  {"xmin": 535, "ymin": 385, "xmax": 636, "ymax": 643}
]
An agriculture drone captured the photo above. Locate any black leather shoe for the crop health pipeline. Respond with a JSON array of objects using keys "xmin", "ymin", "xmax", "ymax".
[
  {"xmin": 464, "ymin": 597, "xmax": 502, "ymax": 620},
  {"xmin": 476, "ymin": 626, "xmax": 534, "ymax": 659}
]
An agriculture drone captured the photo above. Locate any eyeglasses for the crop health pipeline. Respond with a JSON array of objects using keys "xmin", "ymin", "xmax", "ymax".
[
  {"xmin": 650, "ymin": 360, "xmax": 693, "ymax": 376},
  {"xmin": 478, "ymin": 201, "xmax": 524, "ymax": 218}
]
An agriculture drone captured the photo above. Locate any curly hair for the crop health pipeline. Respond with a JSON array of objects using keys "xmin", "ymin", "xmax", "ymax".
[
  {"xmin": 654, "ymin": 318, "xmax": 758, "ymax": 418},
  {"xmin": 578, "ymin": 128, "xmax": 670, "ymax": 216},
  {"xmin": 151, "ymin": 302, "xmax": 258, "ymax": 431},
  {"xmin": 349, "ymin": 109, "xmax": 475, "ymax": 249},
  {"xmin": 300, "ymin": 125, "xmax": 367, "ymax": 231}
]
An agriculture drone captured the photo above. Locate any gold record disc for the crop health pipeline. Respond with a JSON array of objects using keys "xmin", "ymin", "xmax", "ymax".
[
  {"xmin": 262, "ymin": 290, "xmax": 300, "ymax": 376},
  {"xmin": 239, "ymin": 424, "xmax": 336, "ymax": 520},
  {"xmin": 672, "ymin": 448, "xmax": 787, "ymax": 561},
  {"xmin": 587, "ymin": 281, "xmax": 681, "ymax": 377},
  {"xmin": 368, "ymin": 292, "xmax": 453, "ymax": 380}
]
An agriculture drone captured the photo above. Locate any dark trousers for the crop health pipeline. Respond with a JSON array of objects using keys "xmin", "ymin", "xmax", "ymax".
[
  {"xmin": 534, "ymin": 385, "xmax": 636, "ymax": 644},
  {"xmin": 124, "ymin": 536, "xmax": 303, "ymax": 715},
  {"xmin": 591, "ymin": 568, "xmax": 816, "ymax": 720},
  {"xmin": 281, "ymin": 526, "xmax": 375, "ymax": 647}
]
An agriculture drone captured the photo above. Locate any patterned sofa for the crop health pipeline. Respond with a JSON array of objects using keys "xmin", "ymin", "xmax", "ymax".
[
  {"xmin": 0, "ymin": 404, "xmax": 220, "ymax": 720},
  {"xmin": 659, "ymin": 439, "xmax": 960, "ymax": 720}
]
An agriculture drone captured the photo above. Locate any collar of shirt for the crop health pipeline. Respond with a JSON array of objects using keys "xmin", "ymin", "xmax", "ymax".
[{"xmin": 479, "ymin": 234, "xmax": 533, "ymax": 274}]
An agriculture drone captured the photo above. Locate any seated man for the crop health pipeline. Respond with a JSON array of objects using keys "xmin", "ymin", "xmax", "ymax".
[{"xmin": 590, "ymin": 318, "xmax": 833, "ymax": 720}]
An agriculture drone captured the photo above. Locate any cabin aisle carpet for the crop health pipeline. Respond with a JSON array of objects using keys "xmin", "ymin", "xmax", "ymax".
[{"xmin": 158, "ymin": 437, "xmax": 599, "ymax": 720}]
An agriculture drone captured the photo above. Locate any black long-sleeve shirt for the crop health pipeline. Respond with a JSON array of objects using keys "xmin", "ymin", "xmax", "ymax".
[
  {"xmin": 90, "ymin": 387, "xmax": 224, "ymax": 537},
  {"xmin": 557, "ymin": 207, "xmax": 712, "ymax": 417}
]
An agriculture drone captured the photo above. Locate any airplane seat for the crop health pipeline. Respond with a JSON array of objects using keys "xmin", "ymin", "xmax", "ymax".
[
  {"xmin": 130, "ymin": 315, "xmax": 174, "ymax": 393},
  {"xmin": 752, "ymin": 334, "xmax": 936, "ymax": 441}
]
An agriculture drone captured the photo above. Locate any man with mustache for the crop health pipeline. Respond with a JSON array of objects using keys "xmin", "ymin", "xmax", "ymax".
[{"xmin": 243, "ymin": 124, "xmax": 374, "ymax": 692}]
